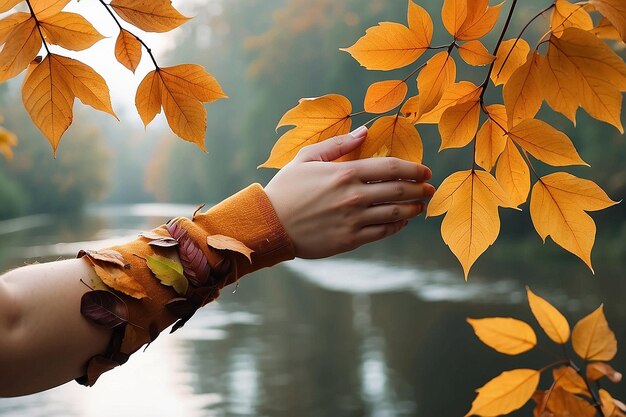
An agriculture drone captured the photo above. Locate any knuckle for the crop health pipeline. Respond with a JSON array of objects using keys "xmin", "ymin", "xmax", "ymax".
[
  {"xmin": 335, "ymin": 168, "xmax": 357, "ymax": 184},
  {"xmin": 343, "ymin": 193, "xmax": 364, "ymax": 208},
  {"xmin": 391, "ymin": 206, "xmax": 401, "ymax": 219},
  {"xmin": 395, "ymin": 184, "xmax": 405, "ymax": 198},
  {"xmin": 387, "ymin": 158, "xmax": 401, "ymax": 174}
]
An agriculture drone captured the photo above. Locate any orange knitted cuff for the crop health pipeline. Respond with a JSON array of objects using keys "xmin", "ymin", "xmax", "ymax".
[{"xmin": 75, "ymin": 184, "xmax": 295, "ymax": 386}]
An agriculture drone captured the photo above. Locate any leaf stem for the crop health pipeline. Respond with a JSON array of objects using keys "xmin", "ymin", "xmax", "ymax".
[
  {"xmin": 97, "ymin": 0, "xmax": 160, "ymax": 69},
  {"xmin": 569, "ymin": 360, "xmax": 606, "ymax": 417},
  {"xmin": 24, "ymin": 0, "xmax": 51, "ymax": 55}
]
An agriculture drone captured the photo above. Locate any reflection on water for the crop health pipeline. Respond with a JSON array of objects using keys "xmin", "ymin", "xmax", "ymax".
[{"xmin": 0, "ymin": 204, "xmax": 624, "ymax": 417}]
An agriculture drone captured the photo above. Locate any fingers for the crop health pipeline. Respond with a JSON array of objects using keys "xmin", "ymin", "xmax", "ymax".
[
  {"xmin": 344, "ymin": 157, "xmax": 432, "ymax": 183},
  {"xmin": 357, "ymin": 202, "xmax": 425, "ymax": 227},
  {"xmin": 354, "ymin": 220, "xmax": 408, "ymax": 247},
  {"xmin": 361, "ymin": 181, "xmax": 436, "ymax": 205},
  {"xmin": 295, "ymin": 127, "xmax": 368, "ymax": 163}
]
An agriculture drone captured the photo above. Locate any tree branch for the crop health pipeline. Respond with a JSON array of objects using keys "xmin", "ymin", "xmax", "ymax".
[{"xmin": 24, "ymin": 0, "xmax": 51, "ymax": 55}]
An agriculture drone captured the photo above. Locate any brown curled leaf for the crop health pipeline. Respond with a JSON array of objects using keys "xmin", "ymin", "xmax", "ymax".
[
  {"xmin": 192, "ymin": 204, "xmax": 206, "ymax": 221},
  {"xmin": 206, "ymin": 235, "xmax": 254, "ymax": 263},
  {"xmin": 139, "ymin": 227, "xmax": 172, "ymax": 240},
  {"xmin": 85, "ymin": 355, "xmax": 120, "ymax": 387},
  {"xmin": 165, "ymin": 297, "xmax": 199, "ymax": 319},
  {"xmin": 80, "ymin": 290, "xmax": 129, "ymax": 329},
  {"xmin": 148, "ymin": 238, "xmax": 179, "ymax": 248},
  {"xmin": 78, "ymin": 249, "xmax": 129, "ymax": 269}
]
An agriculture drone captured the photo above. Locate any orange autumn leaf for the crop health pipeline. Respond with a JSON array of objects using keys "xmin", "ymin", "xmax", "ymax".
[
  {"xmin": 0, "ymin": 12, "xmax": 30, "ymax": 44},
  {"xmin": 467, "ymin": 317, "xmax": 537, "ymax": 355},
  {"xmin": 91, "ymin": 260, "xmax": 148, "ymax": 299},
  {"xmin": 491, "ymin": 38, "xmax": 530, "ymax": 86},
  {"xmin": 341, "ymin": 22, "xmax": 429, "ymax": 71},
  {"xmin": 22, "ymin": 54, "xmax": 116, "ymax": 153},
  {"xmin": 115, "ymin": 29, "xmax": 142, "ymax": 73},
  {"xmin": 0, "ymin": 0, "xmax": 22, "ymax": 13},
  {"xmin": 587, "ymin": 363, "xmax": 623, "ymax": 383},
  {"xmin": 541, "ymin": 387, "xmax": 597, "ymax": 417},
  {"xmin": 136, "ymin": 64, "xmax": 227, "ymax": 149},
  {"xmin": 261, "ymin": 94, "xmax": 352, "ymax": 169},
  {"xmin": 456, "ymin": 0, "xmax": 503, "ymax": 41},
  {"xmin": 476, "ymin": 103, "xmax": 507, "ymax": 172},
  {"xmin": 507, "ymin": 119, "xmax": 587, "ymax": 167},
  {"xmin": 427, "ymin": 170, "xmax": 515, "ymax": 278},
  {"xmin": 458, "ymin": 40, "xmax": 495, "ymax": 66},
  {"xmin": 109, "ymin": 0, "xmax": 190, "ymax": 33},
  {"xmin": 572, "ymin": 305, "xmax": 618, "ymax": 361},
  {"xmin": 441, "ymin": 0, "xmax": 467, "ymax": 38},
  {"xmin": 530, "ymin": 173, "xmax": 618, "ymax": 271},
  {"xmin": 407, "ymin": 0, "xmax": 433, "ymax": 47},
  {"xmin": 364, "ymin": 80, "xmax": 408, "ymax": 114},
  {"xmin": 600, "ymin": 389, "xmax": 626, "ymax": 417},
  {"xmin": 438, "ymin": 96, "xmax": 481, "ymax": 150},
  {"xmin": 0, "ymin": 17, "xmax": 41, "ymax": 83},
  {"xmin": 537, "ymin": 52, "xmax": 579, "ymax": 125},
  {"xmin": 416, "ymin": 81, "xmax": 479, "ymax": 124},
  {"xmin": 31, "ymin": 0, "xmax": 70, "ymax": 20},
  {"xmin": 590, "ymin": 0, "xmax": 626, "ymax": 42},
  {"xmin": 547, "ymin": 28, "xmax": 626, "ymax": 133},
  {"xmin": 206, "ymin": 235, "xmax": 255, "ymax": 263},
  {"xmin": 400, "ymin": 95, "xmax": 421, "ymax": 124},
  {"xmin": 592, "ymin": 17, "xmax": 623, "ymax": 41},
  {"xmin": 466, "ymin": 369, "xmax": 541, "ymax": 417},
  {"xmin": 358, "ymin": 116, "xmax": 423, "ymax": 163},
  {"xmin": 0, "ymin": 126, "xmax": 17, "ymax": 160},
  {"xmin": 417, "ymin": 52, "xmax": 456, "ymax": 115},
  {"xmin": 504, "ymin": 52, "xmax": 543, "ymax": 127},
  {"xmin": 39, "ymin": 12, "xmax": 105, "ymax": 51},
  {"xmin": 552, "ymin": 366, "xmax": 588, "ymax": 396},
  {"xmin": 496, "ymin": 138, "xmax": 530, "ymax": 208},
  {"xmin": 527, "ymin": 288, "xmax": 570, "ymax": 345},
  {"xmin": 551, "ymin": 0, "xmax": 593, "ymax": 36}
]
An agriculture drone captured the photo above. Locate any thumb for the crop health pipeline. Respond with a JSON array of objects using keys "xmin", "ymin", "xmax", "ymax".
[{"xmin": 296, "ymin": 126, "xmax": 368, "ymax": 162}]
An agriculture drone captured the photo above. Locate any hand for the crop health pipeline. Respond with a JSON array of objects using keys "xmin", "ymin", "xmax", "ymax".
[{"xmin": 264, "ymin": 126, "xmax": 435, "ymax": 259}]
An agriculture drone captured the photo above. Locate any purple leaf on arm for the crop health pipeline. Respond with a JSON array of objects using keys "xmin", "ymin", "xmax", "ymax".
[
  {"xmin": 167, "ymin": 220, "xmax": 211, "ymax": 287},
  {"xmin": 80, "ymin": 290, "xmax": 129, "ymax": 328}
]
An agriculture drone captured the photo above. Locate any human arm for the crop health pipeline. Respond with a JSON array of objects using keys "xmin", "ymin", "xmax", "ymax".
[{"xmin": 0, "ymin": 127, "xmax": 434, "ymax": 397}]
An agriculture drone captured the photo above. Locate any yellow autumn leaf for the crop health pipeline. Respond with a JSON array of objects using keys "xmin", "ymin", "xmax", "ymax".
[
  {"xmin": 110, "ymin": 0, "xmax": 190, "ymax": 33},
  {"xmin": 407, "ymin": 0, "xmax": 433, "ymax": 47},
  {"xmin": 527, "ymin": 287, "xmax": 570, "ymax": 344},
  {"xmin": 0, "ymin": 126, "xmax": 17, "ymax": 160},
  {"xmin": 340, "ymin": 22, "xmax": 429, "ymax": 71},
  {"xmin": 417, "ymin": 52, "xmax": 456, "ymax": 115},
  {"xmin": 552, "ymin": 366, "xmax": 588, "ymax": 396},
  {"xmin": 427, "ymin": 170, "xmax": 515, "ymax": 278},
  {"xmin": 115, "ymin": 29, "xmax": 142, "ymax": 73},
  {"xmin": 491, "ymin": 38, "xmax": 530, "ymax": 86},
  {"xmin": 364, "ymin": 80, "xmax": 408, "ymax": 114},
  {"xmin": 0, "ymin": 18, "xmax": 41, "ymax": 83},
  {"xmin": 401, "ymin": 95, "xmax": 421, "ymax": 124},
  {"xmin": 261, "ymin": 94, "xmax": 352, "ymax": 169},
  {"xmin": 135, "ymin": 64, "xmax": 227, "ymax": 149},
  {"xmin": 476, "ymin": 104, "xmax": 507, "ymax": 172},
  {"xmin": 456, "ymin": 0, "xmax": 503, "ymax": 41},
  {"xmin": 600, "ymin": 389, "xmax": 626, "ymax": 417},
  {"xmin": 458, "ymin": 40, "xmax": 495, "ymax": 66},
  {"xmin": 0, "ymin": 0, "xmax": 22, "ymax": 13},
  {"xmin": 537, "ymin": 52, "xmax": 579, "ymax": 125},
  {"xmin": 358, "ymin": 116, "xmax": 423, "ymax": 163},
  {"xmin": 0, "ymin": 12, "xmax": 30, "ymax": 44},
  {"xmin": 441, "ymin": 0, "xmax": 467, "ymax": 38},
  {"xmin": 417, "ymin": 81, "xmax": 480, "ymax": 124},
  {"xmin": 590, "ymin": 0, "xmax": 626, "ymax": 42},
  {"xmin": 551, "ymin": 0, "xmax": 593, "ymax": 36},
  {"xmin": 90, "ymin": 260, "xmax": 148, "ymax": 299},
  {"xmin": 587, "ymin": 363, "xmax": 623, "ymax": 383},
  {"xmin": 31, "ymin": 0, "xmax": 70, "ymax": 20},
  {"xmin": 530, "ymin": 173, "xmax": 618, "ymax": 271},
  {"xmin": 592, "ymin": 17, "xmax": 623, "ymax": 41},
  {"xmin": 504, "ymin": 52, "xmax": 543, "ymax": 127},
  {"xmin": 496, "ymin": 138, "xmax": 530, "ymax": 208},
  {"xmin": 507, "ymin": 119, "xmax": 587, "ymax": 167},
  {"xmin": 466, "ymin": 369, "xmax": 541, "ymax": 417},
  {"xmin": 40, "ymin": 12, "xmax": 105, "ymax": 51},
  {"xmin": 572, "ymin": 305, "xmax": 618, "ymax": 361},
  {"xmin": 467, "ymin": 317, "xmax": 537, "ymax": 355},
  {"xmin": 22, "ymin": 54, "xmax": 116, "ymax": 153},
  {"xmin": 438, "ymin": 97, "xmax": 481, "ymax": 150},
  {"xmin": 547, "ymin": 28, "xmax": 626, "ymax": 133},
  {"xmin": 146, "ymin": 255, "xmax": 189, "ymax": 296},
  {"xmin": 542, "ymin": 387, "xmax": 597, "ymax": 417}
]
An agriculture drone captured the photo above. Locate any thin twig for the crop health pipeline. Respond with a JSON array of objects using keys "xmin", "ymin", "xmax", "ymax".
[
  {"xmin": 25, "ymin": 0, "xmax": 51, "ymax": 55},
  {"xmin": 569, "ymin": 360, "xmax": 606, "ymax": 417}
]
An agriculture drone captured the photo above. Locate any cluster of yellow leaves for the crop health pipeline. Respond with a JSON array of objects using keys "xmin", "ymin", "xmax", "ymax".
[
  {"xmin": 466, "ymin": 288, "xmax": 623, "ymax": 417},
  {"xmin": 264, "ymin": 0, "xmax": 624, "ymax": 279},
  {"xmin": 0, "ymin": 0, "xmax": 227, "ymax": 154}
]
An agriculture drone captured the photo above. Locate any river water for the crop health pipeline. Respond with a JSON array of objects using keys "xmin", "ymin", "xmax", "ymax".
[{"xmin": 0, "ymin": 204, "xmax": 624, "ymax": 417}]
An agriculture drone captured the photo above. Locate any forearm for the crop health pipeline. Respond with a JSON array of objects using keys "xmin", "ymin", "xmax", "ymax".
[{"xmin": 0, "ymin": 259, "xmax": 111, "ymax": 397}]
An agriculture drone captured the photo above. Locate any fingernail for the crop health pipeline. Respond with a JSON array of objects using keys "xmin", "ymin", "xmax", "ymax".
[
  {"xmin": 424, "ymin": 167, "xmax": 432, "ymax": 181},
  {"xmin": 350, "ymin": 126, "xmax": 368, "ymax": 140}
]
